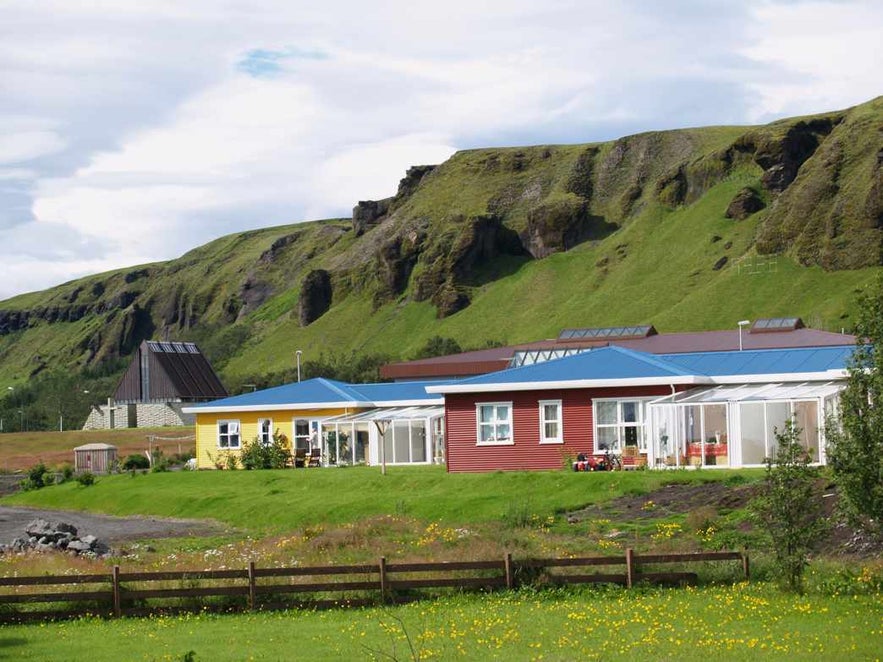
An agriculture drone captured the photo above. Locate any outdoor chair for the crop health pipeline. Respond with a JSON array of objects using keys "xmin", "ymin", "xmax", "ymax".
[
  {"xmin": 307, "ymin": 448, "xmax": 321, "ymax": 467},
  {"xmin": 293, "ymin": 448, "xmax": 307, "ymax": 468}
]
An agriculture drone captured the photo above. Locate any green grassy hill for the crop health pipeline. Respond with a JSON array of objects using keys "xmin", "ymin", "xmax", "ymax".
[{"xmin": 0, "ymin": 97, "xmax": 880, "ymax": 403}]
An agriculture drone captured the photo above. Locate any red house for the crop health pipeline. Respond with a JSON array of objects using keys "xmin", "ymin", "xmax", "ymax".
[{"xmin": 427, "ymin": 345, "xmax": 851, "ymax": 473}]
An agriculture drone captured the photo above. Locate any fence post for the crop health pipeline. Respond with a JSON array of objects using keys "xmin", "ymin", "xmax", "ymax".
[
  {"xmin": 504, "ymin": 553, "xmax": 514, "ymax": 590},
  {"xmin": 379, "ymin": 556, "xmax": 388, "ymax": 603},
  {"xmin": 625, "ymin": 548, "xmax": 635, "ymax": 589},
  {"xmin": 112, "ymin": 565, "xmax": 121, "ymax": 618},
  {"xmin": 742, "ymin": 550, "xmax": 750, "ymax": 580},
  {"xmin": 248, "ymin": 561, "xmax": 257, "ymax": 610}
]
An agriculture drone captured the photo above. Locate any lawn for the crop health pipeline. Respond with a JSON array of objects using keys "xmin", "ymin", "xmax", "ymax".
[
  {"xmin": 0, "ymin": 583, "xmax": 879, "ymax": 661},
  {"xmin": 2, "ymin": 465, "xmax": 761, "ymax": 535}
]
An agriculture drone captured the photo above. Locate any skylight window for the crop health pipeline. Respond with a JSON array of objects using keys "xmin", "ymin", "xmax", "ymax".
[
  {"xmin": 558, "ymin": 325, "xmax": 656, "ymax": 342},
  {"xmin": 751, "ymin": 318, "xmax": 803, "ymax": 333}
]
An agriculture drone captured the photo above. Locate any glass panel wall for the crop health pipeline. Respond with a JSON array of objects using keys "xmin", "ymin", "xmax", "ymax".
[{"xmin": 740, "ymin": 403, "xmax": 766, "ymax": 464}]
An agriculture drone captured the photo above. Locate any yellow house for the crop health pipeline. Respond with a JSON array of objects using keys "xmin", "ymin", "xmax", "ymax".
[{"xmin": 183, "ymin": 378, "xmax": 446, "ymax": 469}]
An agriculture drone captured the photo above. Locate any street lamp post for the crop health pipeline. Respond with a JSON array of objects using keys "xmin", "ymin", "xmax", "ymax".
[
  {"xmin": 296, "ymin": 350, "xmax": 303, "ymax": 382},
  {"xmin": 737, "ymin": 320, "xmax": 751, "ymax": 351}
]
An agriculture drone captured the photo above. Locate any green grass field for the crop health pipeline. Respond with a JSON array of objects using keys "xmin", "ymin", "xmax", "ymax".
[
  {"xmin": 1, "ymin": 584, "xmax": 879, "ymax": 661},
  {"xmin": 3, "ymin": 465, "xmax": 760, "ymax": 535}
]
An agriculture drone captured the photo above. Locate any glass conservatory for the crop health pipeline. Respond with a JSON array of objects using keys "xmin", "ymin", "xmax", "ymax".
[
  {"xmin": 320, "ymin": 406, "xmax": 444, "ymax": 466},
  {"xmin": 647, "ymin": 382, "xmax": 843, "ymax": 468}
]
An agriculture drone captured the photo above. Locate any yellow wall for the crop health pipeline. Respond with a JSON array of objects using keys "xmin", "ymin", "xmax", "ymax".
[{"xmin": 195, "ymin": 408, "xmax": 359, "ymax": 469}]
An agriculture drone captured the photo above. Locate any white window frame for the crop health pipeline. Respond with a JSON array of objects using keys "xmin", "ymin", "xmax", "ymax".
[
  {"xmin": 593, "ymin": 399, "xmax": 649, "ymax": 453},
  {"xmin": 217, "ymin": 419, "xmax": 241, "ymax": 449},
  {"xmin": 258, "ymin": 418, "xmax": 273, "ymax": 446},
  {"xmin": 539, "ymin": 399, "xmax": 563, "ymax": 444},
  {"xmin": 476, "ymin": 402, "xmax": 514, "ymax": 446}
]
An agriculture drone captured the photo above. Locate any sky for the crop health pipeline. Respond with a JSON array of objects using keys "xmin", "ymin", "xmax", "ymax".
[{"xmin": 1, "ymin": 1, "xmax": 881, "ymax": 301}]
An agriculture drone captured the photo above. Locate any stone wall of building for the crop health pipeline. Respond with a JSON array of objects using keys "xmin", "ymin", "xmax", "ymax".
[{"xmin": 82, "ymin": 402, "xmax": 195, "ymax": 430}]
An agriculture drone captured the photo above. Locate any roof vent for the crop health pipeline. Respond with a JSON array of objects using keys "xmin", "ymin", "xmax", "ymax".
[
  {"xmin": 558, "ymin": 325, "xmax": 656, "ymax": 342},
  {"xmin": 750, "ymin": 317, "xmax": 804, "ymax": 333}
]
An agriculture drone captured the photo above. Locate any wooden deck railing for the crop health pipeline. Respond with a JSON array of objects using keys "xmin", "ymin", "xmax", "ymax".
[{"xmin": 0, "ymin": 549, "xmax": 749, "ymax": 622}]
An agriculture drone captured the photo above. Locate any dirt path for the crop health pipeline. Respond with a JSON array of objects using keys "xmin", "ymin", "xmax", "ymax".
[{"xmin": 0, "ymin": 506, "xmax": 226, "ymax": 544}]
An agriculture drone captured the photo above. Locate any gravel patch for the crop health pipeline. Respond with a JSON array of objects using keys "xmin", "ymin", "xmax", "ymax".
[{"xmin": 0, "ymin": 506, "xmax": 226, "ymax": 544}]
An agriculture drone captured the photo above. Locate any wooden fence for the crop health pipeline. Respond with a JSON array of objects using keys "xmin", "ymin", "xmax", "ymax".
[{"xmin": 0, "ymin": 549, "xmax": 748, "ymax": 623}]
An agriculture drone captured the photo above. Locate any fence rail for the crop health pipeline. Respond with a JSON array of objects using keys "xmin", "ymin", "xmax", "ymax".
[{"xmin": 0, "ymin": 549, "xmax": 748, "ymax": 623}]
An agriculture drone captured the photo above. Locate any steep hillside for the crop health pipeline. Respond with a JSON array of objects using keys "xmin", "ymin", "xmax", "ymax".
[{"xmin": 0, "ymin": 97, "xmax": 881, "ymax": 395}]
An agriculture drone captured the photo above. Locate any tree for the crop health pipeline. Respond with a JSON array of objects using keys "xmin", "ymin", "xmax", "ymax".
[
  {"xmin": 826, "ymin": 275, "xmax": 883, "ymax": 538},
  {"xmin": 751, "ymin": 420, "xmax": 828, "ymax": 593},
  {"xmin": 412, "ymin": 336, "xmax": 462, "ymax": 360}
]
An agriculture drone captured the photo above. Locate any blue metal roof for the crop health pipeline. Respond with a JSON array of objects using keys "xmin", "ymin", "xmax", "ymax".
[
  {"xmin": 661, "ymin": 346, "xmax": 854, "ymax": 376},
  {"xmin": 350, "ymin": 381, "xmax": 444, "ymax": 403},
  {"xmin": 191, "ymin": 378, "xmax": 366, "ymax": 409},
  {"xmin": 430, "ymin": 344, "xmax": 855, "ymax": 392},
  {"xmin": 190, "ymin": 378, "xmax": 448, "ymax": 410},
  {"xmin": 450, "ymin": 346, "xmax": 697, "ymax": 386}
]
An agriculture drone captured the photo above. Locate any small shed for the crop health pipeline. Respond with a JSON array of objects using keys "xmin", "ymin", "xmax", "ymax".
[{"xmin": 73, "ymin": 443, "xmax": 118, "ymax": 474}]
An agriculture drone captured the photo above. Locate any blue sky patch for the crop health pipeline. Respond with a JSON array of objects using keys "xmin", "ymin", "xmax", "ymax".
[{"xmin": 237, "ymin": 47, "xmax": 328, "ymax": 77}]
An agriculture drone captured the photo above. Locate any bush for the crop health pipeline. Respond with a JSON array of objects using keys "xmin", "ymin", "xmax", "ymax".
[
  {"xmin": 240, "ymin": 433, "xmax": 290, "ymax": 470},
  {"xmin": 122, "ymin": 454, "xmax": 150, "ymax": 471},
  {"xmin": 60, "ymin": 464, "xmax": 75, "ymax": 483},
  {"xmin": 77, "ymin": 472, "xmax": 96, "ymax": 487},
  {"xmin": 750, "ymin": 420, "xmax": 828, "ymax": 592},
  {"xmin": 20, "ymin": 462, "xmax": 52, "ymax": 491}
]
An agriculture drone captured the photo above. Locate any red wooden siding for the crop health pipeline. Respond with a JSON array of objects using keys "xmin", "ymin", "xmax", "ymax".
[{"xmin": 445, "ymin": 385, "xmax": 676, "ymax": 473}]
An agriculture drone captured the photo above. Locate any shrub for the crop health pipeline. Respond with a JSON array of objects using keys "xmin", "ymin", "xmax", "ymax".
[
  {"xmin": 20, "ymin": 462, "xmax": 52, "ymax": 491},
  {"xmin": 150, "ymin": 449, "xmax": 171, "ymax": 473},
  {"xmin": 750, "ymin": 419, "xmax": 828, "ymax": 592},
  {"xmin": 239, "ymin": 433, "xmax": 290, "ymax": 470},
  {"xmin": 59, "ymin": 464, "xmax": 75, "ymax": 483},
  {"xmin": 77, "ymin": 472, "xmax": 96, "ymax": 487},
  {"xmin": 122, "ymin": 454, "xmax": 150, "ymax": 471}
]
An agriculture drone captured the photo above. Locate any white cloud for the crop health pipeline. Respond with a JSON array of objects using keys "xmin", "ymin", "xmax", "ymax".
[
  {"xmin": 742, "ymin": 0, "xmax": 883, "ymax": 120},
  {"xmin": 0, "ymin": 0, "xmax": 881, "ymax": 300}
]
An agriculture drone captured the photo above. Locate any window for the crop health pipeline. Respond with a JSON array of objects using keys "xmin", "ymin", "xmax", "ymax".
[
  {"xmin": 593, "ymin": 399, "xmax": 646, "ymax": 453},
  {"xmin": 218, "ymin": 420, "xmax": 241, "ymax": 449},
  {"xmin": 258, "ymin": 418, "xmax": 273, "ymax": 446},
  {"xmin": 294, "ymin": 418, "xmax": 311, "ymax": 451},
  {"xmin": 476, "ymin": 402, "xmax": 513, "ymax": 445},
  {"xmin": 539, "ymin": 400, "xmax": 563, "ymax": 443}
]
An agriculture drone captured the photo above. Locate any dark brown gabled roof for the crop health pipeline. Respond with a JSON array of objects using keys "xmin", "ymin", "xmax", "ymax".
[
  {"xmin": 380, "ymin": 326, "xmax": 856, "ymax": 380},
  {"xmin": 113, "ymin": 340, "xmax": 228, "ymax": 403}
]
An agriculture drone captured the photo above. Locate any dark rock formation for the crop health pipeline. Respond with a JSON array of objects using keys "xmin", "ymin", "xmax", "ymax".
[
  {"xmin": 411, "ymin": 214, "xmax": 527, "ymax": 316},
  {"xmin": 754, "ymin": 118, "xmax": 838, "ymax": 193},
  {"xmin": 725, "ymin": 187, "xmax": 766, "ymax": 220},
  {"xmin": 395, "ymin": 165, "xmax": 436, "ymax": 200},
  {"xmin": 238, "ymin": 276, "xmax": 274, "ymax": 319},
  {"xmin": 259, "ymin": 232, "xmax": 302, "ymax": 264},
  {"xmin": 523, "ymin": 198, "xmax": 616, "ymax": 258},
  {"xmin": 712, "ymin": 256, "xmax": 728, "ymax": 271},
  {"xmin": 352, "ymin": 199, "xmax": 391, "ymax": 236},
  {"xmin": 656, "ymin": 166, "xmax": 688, "ymax": 207},
  {"xmin": 433, "ymin": 282, "xmax": 470, "ymax": 318},
  {"xmin": 298, "ymin": 269, "xmax": 333, "ymax": 326}
]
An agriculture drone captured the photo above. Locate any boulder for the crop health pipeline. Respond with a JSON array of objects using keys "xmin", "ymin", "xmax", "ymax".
[{"xmin": 725, "ymin": 187, "xmax": 765, "ymax": 220}]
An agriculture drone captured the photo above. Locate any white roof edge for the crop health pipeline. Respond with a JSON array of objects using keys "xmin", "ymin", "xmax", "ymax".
[
  {"xmin": 426, "ymin": 376, "xmax": 706, "ymax": 394},
  {"xmin": 182, "ymin": 401, "xmax": 373, "ymax": 414},
  {"xmin": 708, "ymin": 369, "xmax": 847, "ymax": 384},
  {"xmin": 369, "ymin": 398, "xmax": 445, "ymax": 407},
  {"xmin": 183, "ymin": 398, "xmax": 442, "ymax": 414}
]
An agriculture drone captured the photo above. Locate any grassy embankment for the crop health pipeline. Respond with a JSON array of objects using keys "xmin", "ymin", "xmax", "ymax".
[
  {"xmin": 3, "ymin": 465, "xmax": 758, "ymax": 535},
  {"xmin": 0, "ymin": 583, "xmax": 880, "ymax": 661}
]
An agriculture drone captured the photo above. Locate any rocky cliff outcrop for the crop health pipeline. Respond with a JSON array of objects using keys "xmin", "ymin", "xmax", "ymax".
[{"xmin": 298, "ymin": 269, "xmax": 333, "ymax": 326}]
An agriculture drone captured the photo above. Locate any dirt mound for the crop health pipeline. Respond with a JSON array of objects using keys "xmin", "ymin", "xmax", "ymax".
[{"xmin": 566, "ymin": 481, "xmax": 883, "ymax": 560}]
